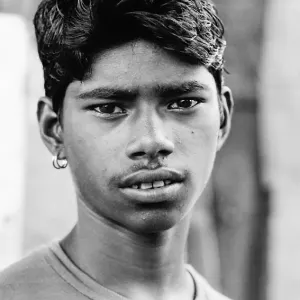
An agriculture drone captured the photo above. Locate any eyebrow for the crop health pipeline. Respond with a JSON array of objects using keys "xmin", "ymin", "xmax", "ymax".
[
  {"xmin": 77, "ymin": 87, "xmax": 138, "ymax": 101},
  {"xmin": 77, "ymin": 81, "xmax": 209, "ymax": 101},
  {"xmin": 154, "ymin": 81, "xmax": 209, "ymax": 98}
]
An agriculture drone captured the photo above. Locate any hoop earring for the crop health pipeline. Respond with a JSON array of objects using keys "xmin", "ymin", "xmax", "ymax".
[{"xmin": 52, "ymin": 155, "xmax": 68, "ymax": 170}]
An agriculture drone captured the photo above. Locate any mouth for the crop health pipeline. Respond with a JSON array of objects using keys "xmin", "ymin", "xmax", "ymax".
[
  {"xmin": 119, "ymin": 168, "xmax": 185, "ymax": 189},
  {"xmin": 119, "ymin": 182, "xmax": 184, "ymax": 204},
  {"xmin": 118, "ymin": 168, "xmax": 186, "ymax": 203}
]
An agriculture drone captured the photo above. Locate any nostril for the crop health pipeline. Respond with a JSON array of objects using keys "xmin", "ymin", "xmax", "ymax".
[
  {"xmin": 159, "ymin": 149, "xmax": 172, "ymax": 156},
  {"xmin": 132, "ymin": 151, "xmax": 146, "ymax": 158},
  {"xmin": 131, "ymin": 149, "xmax": 171, "ymax": 160}
]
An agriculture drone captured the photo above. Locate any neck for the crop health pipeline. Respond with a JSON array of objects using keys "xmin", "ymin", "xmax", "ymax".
[{"xmin": 61, "ymin": 199, "xmax": 194, "ymax": 300}]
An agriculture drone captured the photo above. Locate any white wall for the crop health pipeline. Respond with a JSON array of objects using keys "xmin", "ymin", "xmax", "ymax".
[
  {"xmin": 0, "ymin": 14, "xmax": 28, "ymax": 270},
  {"xmin": 259, "ymin": 1, "xmax": 300, "ymax": 298}
]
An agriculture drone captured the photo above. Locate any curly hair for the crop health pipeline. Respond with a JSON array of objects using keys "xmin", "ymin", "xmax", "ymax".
[{"xmin": 34, "ymin": 0, "xmax": 226, "ymax": 115}]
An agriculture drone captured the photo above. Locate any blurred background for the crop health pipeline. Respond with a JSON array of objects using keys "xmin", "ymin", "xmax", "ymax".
[{"xmin": 1, "ymin": 0, "xmax": 300, "ymax": 299}]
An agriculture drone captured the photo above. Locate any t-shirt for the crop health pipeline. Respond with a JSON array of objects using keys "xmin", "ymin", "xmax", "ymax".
[{"xmin": 0, "ymin": 243, "xmax": 231, "ymax": 300}]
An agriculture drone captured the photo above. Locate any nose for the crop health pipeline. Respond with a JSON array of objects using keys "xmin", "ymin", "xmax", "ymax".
[{"xmin": 125, "ymin": 115, "xmax": 175, "ymax": 161}]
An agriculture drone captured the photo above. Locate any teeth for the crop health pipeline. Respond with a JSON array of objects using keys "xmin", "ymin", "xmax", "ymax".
[
  {"xmin": 140, "ymin": 183, "xmax": 153, "ymax": 190},
  {"xmin": 153, "ymin": 181, "xmax": 165, "ymax": 188},
  {"xmin": 130, "ymin": 180, "xmax": 174, "ymax": 190}
]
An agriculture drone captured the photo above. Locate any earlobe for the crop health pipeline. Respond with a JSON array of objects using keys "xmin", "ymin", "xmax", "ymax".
[
  {"xmin": 37, "ymin": 97, "xmax": 65, "ymax": 157},
  {"xmin": 217, "ymin": 86, "xmax": 234, "ymax": 151}
]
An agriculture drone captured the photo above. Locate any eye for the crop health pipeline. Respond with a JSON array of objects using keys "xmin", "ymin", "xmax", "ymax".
[
  {"xmin": 168, "ymin": 99, "xmax": 202, "ymax": 110},
  {"xmin": 92, "ymin": 104, "xmax": 126, "ymax": 115}
]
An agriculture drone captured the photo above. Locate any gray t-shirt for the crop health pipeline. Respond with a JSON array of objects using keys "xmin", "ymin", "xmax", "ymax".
[{"xmin": 0, "ymin": 243, "xmax": 231, "ymax": 300}]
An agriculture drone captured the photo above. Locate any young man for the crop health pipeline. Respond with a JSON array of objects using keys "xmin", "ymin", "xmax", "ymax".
[{"xmin": 0, "ymin": 0, "xmax": 233, "ymax": 299}]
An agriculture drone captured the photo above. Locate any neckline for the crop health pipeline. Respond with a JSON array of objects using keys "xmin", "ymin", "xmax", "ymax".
[
  {"xmin": 47, "ymin": 241, "xmax": 202, "ymax": 300},
  {"xmin": 187, "ymin": 266, "xmax": 198, "ymax": 300},
  {"xmin": 47, "ymin": 241, "xmax": 128, "ymax": 299}
]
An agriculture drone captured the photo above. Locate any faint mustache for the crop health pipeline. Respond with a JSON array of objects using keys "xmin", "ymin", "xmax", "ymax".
[
  {"xmin": 132, "ymin": 160, "xmax": 166, "ymax": 172},
  {"xmin": 125, "ymin": 155, "xmax": 168, "ymax": 172},
  {"xmin": 109, "ymin": 161, "xmax": 170, "ymax": 186}
]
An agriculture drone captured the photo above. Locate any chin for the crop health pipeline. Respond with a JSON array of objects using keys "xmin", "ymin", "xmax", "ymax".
[{"xmin": 125, "ymin": 205, "xmax": 185, "ymax": 234}]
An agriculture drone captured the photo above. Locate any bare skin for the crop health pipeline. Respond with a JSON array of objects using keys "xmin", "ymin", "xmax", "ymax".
[{"xmin": 37, "ymin": 40, "xmax": 233, "ymax": 300}]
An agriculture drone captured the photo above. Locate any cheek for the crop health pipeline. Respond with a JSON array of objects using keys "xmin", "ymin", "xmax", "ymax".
[
  {"xmin": 184, "ymin": 128, "xmax": 219, "ymax": 172},
  {"xmin": 174, "ymin": 111, "xmax": 220, "ymax": 188},
  {"xmin": 176, "ymin": 114, "xmax": 220, "ymax": 157},
  {"xmin": 63, "ymin": 122, "xmax": 122, "ymax": 208},
  {"xmin": 63, "ymin": 114, "xmax": 122, "ymax": 180}
]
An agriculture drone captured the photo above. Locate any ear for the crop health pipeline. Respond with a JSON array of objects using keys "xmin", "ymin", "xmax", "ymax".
[
  {"xmin": 37, "ymin": 97, "xmax": 66, "ymax": 158},
  {"xmin": 217, "ymin": 86, "xmax": 234, "ymax": 151}
]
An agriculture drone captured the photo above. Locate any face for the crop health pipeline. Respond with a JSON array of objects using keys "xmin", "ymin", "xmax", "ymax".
[{"xmin": 40, "ymin": 40, "xmax": 232, "ymax": 234}]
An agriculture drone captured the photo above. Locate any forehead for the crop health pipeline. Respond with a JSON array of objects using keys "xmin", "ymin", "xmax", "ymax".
[{"xmin": 86, "ymin": 40, "xmax": 217, "ymax": 92}]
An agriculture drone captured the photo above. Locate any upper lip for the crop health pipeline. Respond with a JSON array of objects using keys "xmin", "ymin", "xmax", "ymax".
[{"xmin": 119, "ymin": 168, "xmax": 185, "ymax": 188}]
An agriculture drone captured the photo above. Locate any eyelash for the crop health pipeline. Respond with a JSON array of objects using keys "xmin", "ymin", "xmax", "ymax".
[
  {"xmin": 89, "ymin": 98, "xmax": 204, "ymax": 117},
  {"xmin": 167, "ymin": 99, "xmax": 203, "ymax": 110}
]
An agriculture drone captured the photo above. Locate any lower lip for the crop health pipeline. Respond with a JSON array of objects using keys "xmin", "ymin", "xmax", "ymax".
[{"xmin": 119, "ymin": 183, "xmax": 184, "ymax": 203}]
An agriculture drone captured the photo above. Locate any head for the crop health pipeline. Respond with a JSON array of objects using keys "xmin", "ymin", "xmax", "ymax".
[{"xmin": 35, "ymin": 0, "xmax": 233, "ymax": 233}]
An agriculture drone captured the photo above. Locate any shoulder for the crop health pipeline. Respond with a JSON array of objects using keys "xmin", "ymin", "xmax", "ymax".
[
  {"xmin": 0, "ymin": 246, "xmax": 52, "ymax": 283},
  {"xmin": 0, "ymin": 246, "xmax": 58, "ymax": 299},
  {"xmin": 186, "ymin": 265, "xmax": 233, "ymax": 300}
]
